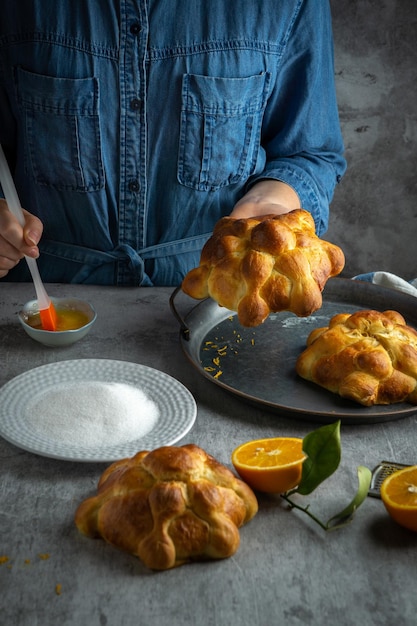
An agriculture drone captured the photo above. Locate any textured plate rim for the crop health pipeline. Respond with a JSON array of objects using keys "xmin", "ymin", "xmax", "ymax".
[{"xmin": 0, "ymin": 359, "xmax": 197, "ymax": 462}]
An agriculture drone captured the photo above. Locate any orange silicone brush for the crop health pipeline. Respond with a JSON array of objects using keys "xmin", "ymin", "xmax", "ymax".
[
  {"xmin": 0, "ymin": 144, "xmax": 57, "ymax": 331},
  {"xmin": 23, "ymin": 256, "xmax": 58, "ymax": 331}
]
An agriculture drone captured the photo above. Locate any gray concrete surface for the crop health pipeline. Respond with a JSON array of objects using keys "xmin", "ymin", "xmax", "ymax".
[
  {"xmin": 328, "ymin": 0, "xmax": 417, "ymax": 280},
  {"xmin": 1, "ymin": 283, "xmax": 417, "ymax": 626}
]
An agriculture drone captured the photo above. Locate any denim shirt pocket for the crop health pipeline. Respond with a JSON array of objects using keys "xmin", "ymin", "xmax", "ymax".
[
  {"xmin": 178, "ymin": 72, "xmax": 271, "ymax": 191},
  {"xmin": 14, "ymin": 66, "xmax": 104, "ymax": 192}
]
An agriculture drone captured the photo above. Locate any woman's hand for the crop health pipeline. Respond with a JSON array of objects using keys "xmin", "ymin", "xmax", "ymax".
[
  {"xmin": 230, "ymin": 179, "xmax": 301, "ymax": 219},
  {"xmin": 0, "ymin": 198, "xmax": 43, "ymax": 278}
]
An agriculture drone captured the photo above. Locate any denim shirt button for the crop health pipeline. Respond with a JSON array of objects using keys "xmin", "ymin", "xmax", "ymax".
[
  {"xmin": 130, "ymin": 98, "xmax": 141, "ymax": 110},
  {"xmin": 128, "ymin": 180, "xmax": 140, "ymax": 192},
  {"xmin": 130, "ymin": 23, "xmax": 141, "ymax": 35}
]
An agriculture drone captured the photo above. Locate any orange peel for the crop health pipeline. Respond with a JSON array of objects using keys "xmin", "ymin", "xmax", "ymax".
[
  {"xmin": 231, "ymin": 437, "xmax": 307, "ymax": 494},
  {"xmin": 380, "ymin": 465, "xmax": 417, "ymax": 532}
]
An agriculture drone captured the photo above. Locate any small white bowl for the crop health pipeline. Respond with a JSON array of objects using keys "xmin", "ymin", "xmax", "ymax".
[{"xmin": 18, "ymin": 297, "xmax": 97, "ymax": 347}]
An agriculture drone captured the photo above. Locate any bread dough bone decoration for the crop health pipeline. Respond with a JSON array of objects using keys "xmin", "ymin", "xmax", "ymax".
[{"xmin": 182, "ymin": 210, "xmax": 345, "ymax": 327}]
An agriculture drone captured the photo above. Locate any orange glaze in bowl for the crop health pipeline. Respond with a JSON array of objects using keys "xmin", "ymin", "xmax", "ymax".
[
  {"xmin": 19, "ymin": 297, "xmax": 97, "ymax": 347},
  {"xmin": 25, "ymin": 308, "xmax": 90, "ymax": 332}
]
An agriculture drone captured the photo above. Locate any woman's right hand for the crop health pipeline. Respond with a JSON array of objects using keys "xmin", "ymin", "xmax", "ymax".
[{"xmin": 0, "ymin": 198, "xmax": 43, "ymax": 278}]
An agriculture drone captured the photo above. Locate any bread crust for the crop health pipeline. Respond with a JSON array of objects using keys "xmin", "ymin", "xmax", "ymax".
[
  {"xmin": 75, "ymin": 444, "xmax": 258, "ymax": 570},
  {"xmin": 182, "ymin": 210, "xmax": 345, "ymax": 327},
  {"xmin": 296, "ymin": 309, "xmax": 417, "ymax": 406}
]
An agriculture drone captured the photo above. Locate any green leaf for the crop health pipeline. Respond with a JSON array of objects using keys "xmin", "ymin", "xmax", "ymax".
[
  {"xmin": 326, "ymin": 465, "xmax": 372, "ymax": 530},
  {"xmin": 296, "ymin": 420, "xmax": 341, "ymax": 496}
]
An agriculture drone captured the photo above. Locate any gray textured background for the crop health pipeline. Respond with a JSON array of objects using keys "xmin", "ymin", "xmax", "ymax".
[{"xmin": 327, "ymin": 0, "xmax": 416, "ymax": 280}]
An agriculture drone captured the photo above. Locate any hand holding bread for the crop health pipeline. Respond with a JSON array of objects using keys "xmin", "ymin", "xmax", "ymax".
[{"xmin": 182, "ymin": 210, "xmax": 345, "ymax": 327}]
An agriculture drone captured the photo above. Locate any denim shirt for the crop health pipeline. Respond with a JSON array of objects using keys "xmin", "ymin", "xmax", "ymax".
[{"xmin": 0, "ymin": 0, "xmax": 346, "ymax": 286}]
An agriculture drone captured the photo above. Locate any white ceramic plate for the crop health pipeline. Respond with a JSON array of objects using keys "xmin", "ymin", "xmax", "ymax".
[{"xmin": 0, "ymin": 359, "xmax": 197, "ymax": 462}]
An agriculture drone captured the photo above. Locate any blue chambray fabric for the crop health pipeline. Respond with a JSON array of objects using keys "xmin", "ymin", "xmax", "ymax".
[{"xmin": 0, "ymin": 0, "xmax": 346, "ymax": 286}]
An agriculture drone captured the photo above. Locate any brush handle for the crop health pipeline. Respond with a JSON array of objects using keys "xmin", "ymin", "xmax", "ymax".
[
  {"xmin": 0, "ymin": 144, "xmax": 51, "ymax": 310},
  {"xmin": 0, "ymin": 144, "xmax": 25, "ymax": 225},
  {"xmin": 25, "ymin": 256, "xmax": 51, "ymax": 310}
]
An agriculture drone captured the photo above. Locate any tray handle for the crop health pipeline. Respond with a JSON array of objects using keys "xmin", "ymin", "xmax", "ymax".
[{"xmin": 169, "ymin": 285, "xmax": 191, "ymax": 341}]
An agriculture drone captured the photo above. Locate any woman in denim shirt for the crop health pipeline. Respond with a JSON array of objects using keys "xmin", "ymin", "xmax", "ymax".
[{"xmin": 0, "ymin": 0, "xmax": 346, "ymax": 286}]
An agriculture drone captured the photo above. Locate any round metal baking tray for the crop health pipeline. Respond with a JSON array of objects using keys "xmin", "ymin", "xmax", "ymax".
[{"xmin": 171, "ymin": 278, "xmax": 417, "ymax": 424}]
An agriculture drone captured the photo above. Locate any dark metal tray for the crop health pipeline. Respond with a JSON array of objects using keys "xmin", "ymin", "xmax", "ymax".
[{"xmin": 170, "ymin": 278, "xmax": 417, "ymax": 424}]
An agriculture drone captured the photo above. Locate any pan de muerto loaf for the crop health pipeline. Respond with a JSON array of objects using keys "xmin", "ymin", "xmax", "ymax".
[
  {"xmin": 296, "ymin": 309, "xmax": 417, "ymax": 406},
  {"xmin": 182, "ymin": 210, "xmax": 345, "ymax": 327},
  {"xmin": 75, "ymin": 444, "xmax": 258, "ymax": 570}
]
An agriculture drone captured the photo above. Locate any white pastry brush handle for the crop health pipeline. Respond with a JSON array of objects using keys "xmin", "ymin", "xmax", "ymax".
[{"xmin": 0, "ymin": 144, "xmax": 51, "ymax": 310}]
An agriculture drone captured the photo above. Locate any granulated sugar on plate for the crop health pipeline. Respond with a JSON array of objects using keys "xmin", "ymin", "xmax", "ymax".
[{"xmin": 24, "ymin": 381, "xmax": 160, "ymax": 447}]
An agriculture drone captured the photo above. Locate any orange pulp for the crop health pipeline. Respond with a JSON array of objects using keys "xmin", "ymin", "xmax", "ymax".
[
  {"xmin": 380, "ymin": 465, "xmax": 417, "ymax": 532},
  {"xmin": 231, "ymin": 437, "xmax": 307, "ymax": 493}
]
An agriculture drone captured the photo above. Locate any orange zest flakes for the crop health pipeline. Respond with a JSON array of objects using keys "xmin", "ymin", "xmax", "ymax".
[
  {"xmin": 0, "ymin": 553, "xmax": 52, "ymax": 568},
  {"xmin": 202, "ymin": 327, "xmax": 256, "ymax": 379}
]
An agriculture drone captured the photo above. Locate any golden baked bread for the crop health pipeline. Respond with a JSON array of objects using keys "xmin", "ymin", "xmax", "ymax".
[
  {"xmin": 182, "ymin": 209, "xmax": 345, "ymax": 327},
  {"xmin": 75, "ymin": 444, "xmax": 258, "ymax": 570},
  {"xmin": 296, "ymin": 309, "xmax": 417, "ymax": 406}
]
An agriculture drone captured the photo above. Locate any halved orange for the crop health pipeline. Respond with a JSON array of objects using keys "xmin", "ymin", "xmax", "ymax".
[
  {"xmin": 231, "ymin": 437, "xmax": 307, "ymax": 494},
  {"xmin": 380, "ymin": 465, "xmax": 417, "ymax": 532}
]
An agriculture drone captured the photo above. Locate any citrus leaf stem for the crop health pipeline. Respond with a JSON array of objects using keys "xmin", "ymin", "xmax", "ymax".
[
  {"xmin": 281, "ymin": 494, "xmax": 329, "ymax": 530},
  {"xmin": 281, "ymin": 465, "xmax": 372, "ymax": 531}
]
